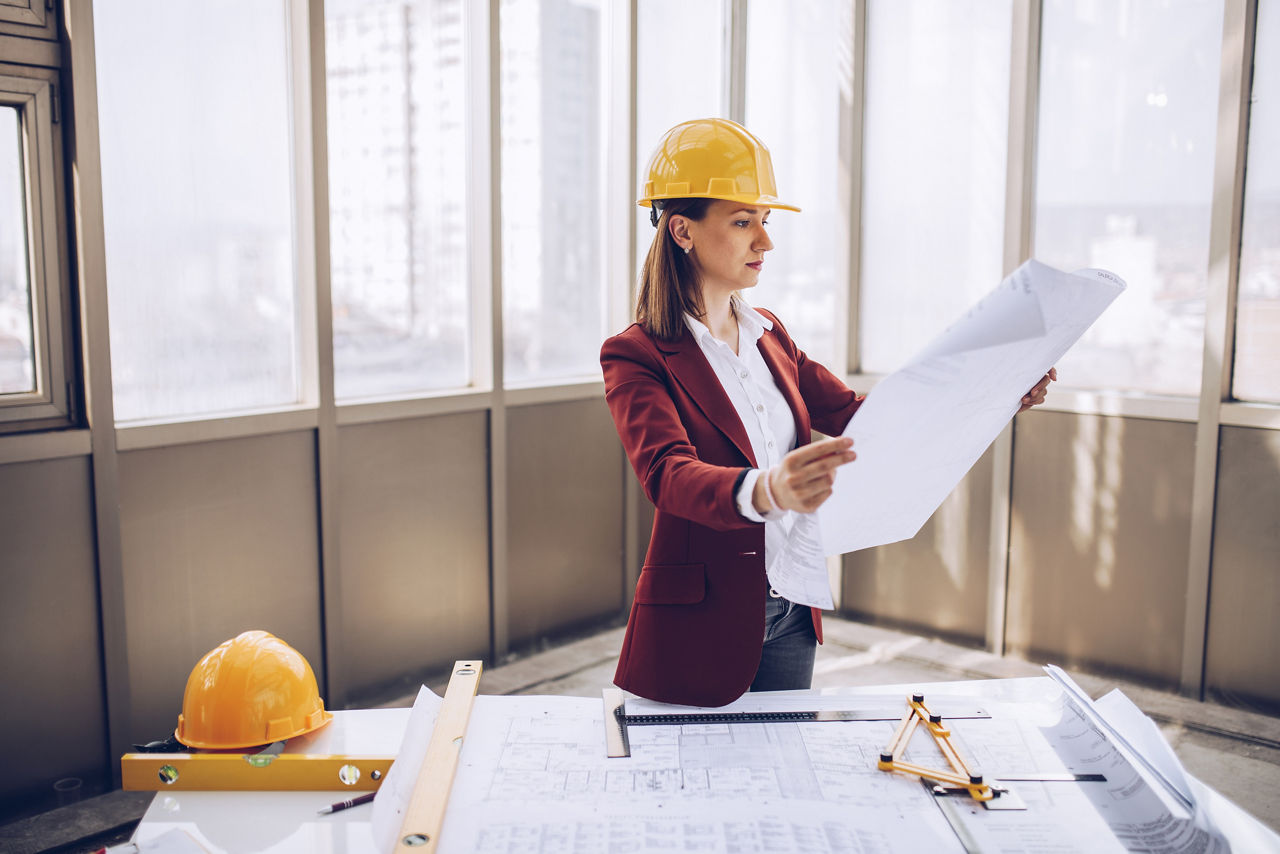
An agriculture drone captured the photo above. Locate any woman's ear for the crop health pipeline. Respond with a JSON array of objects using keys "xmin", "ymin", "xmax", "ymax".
[{"xmin": 668, "ymin": 214, "xmax": 691, "ymax": 247}]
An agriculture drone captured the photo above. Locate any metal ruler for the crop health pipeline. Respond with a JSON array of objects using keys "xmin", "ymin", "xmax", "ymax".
[{"xmin": 602, "ymin": 688, "xmax": 990, "ymax": 758}]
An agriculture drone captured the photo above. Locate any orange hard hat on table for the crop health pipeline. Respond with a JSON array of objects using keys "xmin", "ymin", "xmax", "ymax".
[
  {"xmin": 638, "ymin": 117, "xmax": 800, "ymax": 214},
  {"xmin": 175, "ymin": 630, "xmax": 332, "ymax": 750}
]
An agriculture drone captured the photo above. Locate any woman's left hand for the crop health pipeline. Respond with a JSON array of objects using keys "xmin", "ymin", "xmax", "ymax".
[{"xmin": 1018, "ymin": 367, "xmax": 1057, "ymax": 413}]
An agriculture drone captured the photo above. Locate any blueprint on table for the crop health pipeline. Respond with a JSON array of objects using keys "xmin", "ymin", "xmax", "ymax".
[{"xmin": 372, "ymin": 675, "xmax": 1232, "ymax": 854}]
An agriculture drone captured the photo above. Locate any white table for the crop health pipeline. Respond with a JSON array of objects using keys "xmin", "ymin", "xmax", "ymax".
[{"xmin": 130, "ymin": 677, "xmax": 1280, "ymax": 853}]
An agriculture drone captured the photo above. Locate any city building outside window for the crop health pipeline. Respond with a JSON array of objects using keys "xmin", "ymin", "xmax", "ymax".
[
  {"xmin": 326, "ymin": 0, "xmax": 471, "ymax": 400},
  {"xmin": 95, "ymin": 1, "xmax": 299, "ymax": 421},
  {"xmin": 858, "ymin": 0, "xmax": 1013, "ymax": 375},
  {"xmin": 633, "ymin": 0, "xmax": 723, "ymax": 290},
  {"xmin": 746, "ymin": 0, "xmax": 849, "ymax": 371},
  {"xmin": 500, "ymin": 0, "xmax": 608, "ymax": 384},
  {"xmin": 1033, "ymin": 0, "xmax": 1224, "ymax": 396}
]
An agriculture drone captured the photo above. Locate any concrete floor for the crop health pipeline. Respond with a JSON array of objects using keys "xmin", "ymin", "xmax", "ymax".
[{"xmin": 7, "ymin": 614, "xmax": 1278, "ymax": 852}]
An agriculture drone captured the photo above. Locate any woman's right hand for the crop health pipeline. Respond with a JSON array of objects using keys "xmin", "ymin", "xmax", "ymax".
[{"xmin": 754, "ymin": 436, "xmax": 856, "ymax": 514}]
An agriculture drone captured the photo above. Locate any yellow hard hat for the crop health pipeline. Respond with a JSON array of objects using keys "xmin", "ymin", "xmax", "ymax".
[
  {"xmin": 638, "ymin": 117, "xmax": 800, "ymax": 213},
  {"xmin": 174, "ymin": 630, "xmax": 333, "ymax": 750}
]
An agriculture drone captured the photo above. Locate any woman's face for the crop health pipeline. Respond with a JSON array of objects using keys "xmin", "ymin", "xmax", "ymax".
[{"xmin": 673, "ymin": 200, "xmax": 774, "ymax": 298}]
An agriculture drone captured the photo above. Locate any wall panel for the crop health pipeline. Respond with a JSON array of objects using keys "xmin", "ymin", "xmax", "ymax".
[
  {"xmin": 117, "ymin": 432, "xmax": 323, "ymax": 742},
  {"xmin": 0, "ymin": 457, "xmax": 106, "ymax": 819},
  {"xmin": 1006, "ymin": 411, "xmax": 1194, "ymax": 686},
  {"xmin": 507, "ymin": 399, "xmax": 624, "ymax": 647},
  {"xmin": 336, "ymin": 413, "xmax": 490, "ymax": 703},
  {"xmin": 840, "ymin": 447, "xmax": 995, "ymax": 644},
  {"xmin": 1204, "ymin": 426, "xmax": 1280, "ymax": 712}
]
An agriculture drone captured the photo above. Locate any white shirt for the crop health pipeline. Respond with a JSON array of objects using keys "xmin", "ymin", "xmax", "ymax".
[
  {"xmin": 683, "ymin": 300, "xmax": 795, "ymax": 507},
  {"xmin": 683, "ymin": 299, "xmax": 829, "ymax": 606}
]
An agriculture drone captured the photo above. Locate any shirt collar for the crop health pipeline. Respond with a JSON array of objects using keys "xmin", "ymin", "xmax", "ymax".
[{"xmin": 683, "ymin": 296, "xmax": 773, "ymax": 346}]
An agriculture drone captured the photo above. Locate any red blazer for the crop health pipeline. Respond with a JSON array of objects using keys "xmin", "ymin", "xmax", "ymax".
[{"xmin": 601, "ymin": 309, "xmax": 862, "ymax": 706}]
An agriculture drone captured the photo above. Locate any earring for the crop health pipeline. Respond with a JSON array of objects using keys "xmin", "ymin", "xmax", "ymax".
[{"xmin": 684, "ymin": 245, "xmax": 692, "ymax": 255}]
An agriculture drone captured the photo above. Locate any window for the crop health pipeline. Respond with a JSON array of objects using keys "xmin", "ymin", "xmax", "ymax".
[
  {"xmin": 634, "ymin": 0, "xmax": 723, "ymax": 287},
  {"xmin": 0, "ymin": 70, "xmax": 70, "ymax": 426},
  {"xmin": 499, "ymin": 0, "xmax": 608, "ymax": 384},
  {"xmin": 858, "ymin": 0, "xmax": 1013, "ymax": 374},
  {"xmin": 1033, "ymin": 0, "xmax": 1223, "ymax": 396},
  {"xmin": 746, "ymin": 0, "xmax": 849, "ymax": 371},
  {"xmin": 1232, "ymin": 0, "xmax": 1280, "ymax": 404},
  {"xmin": 325, "ymin": 0, "xmax": 471, "ymax": 400},
  {"xmin": 95, "ymin": 1, "xmax": 300, "ymax": 422},
  {"xmin": 0, "ymin": 105, "xmax": 31, "ymax": 396}
]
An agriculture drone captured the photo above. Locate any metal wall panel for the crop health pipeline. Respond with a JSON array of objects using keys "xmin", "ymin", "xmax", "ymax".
[
  {"xmin": 507, "ymin": 400, "xmax": 625, "ymax": 647},
  {"xmin": 1007, "ymin": 411, "xmax": 1195, "ymax": 686},
  {"xmin": 1204, "ymin": 426, "xmax": 1280, "ymax": 712},
  {"xmin": 840, "ymin": 446, "xmax": 995, "ymax": 644},
  {"xmin": 116, "ymin": 433, "xmax": 323, "ymax": 743},
  {"xmin": 0, "ymin": 457, "xmax": 106, "ymax": 817},
  {"xmin": 336, "ymin": 413, "xmax": 491, "ymax": 703}
]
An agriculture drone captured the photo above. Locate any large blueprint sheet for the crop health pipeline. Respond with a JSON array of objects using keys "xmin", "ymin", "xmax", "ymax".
[
  {"xmin": 372, "ymin": 676, "xmax": 1246, "ymax": 854},
  {"xmin": 817, "ymin": 260, "xmax": 1125, "ymax": 556}
]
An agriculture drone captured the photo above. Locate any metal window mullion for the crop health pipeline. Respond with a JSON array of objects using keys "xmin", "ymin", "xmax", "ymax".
[
  {"xmin": 834, "ymin": 0, "xmax": 867, "ymax": 612},
  {"xmin": 844, "ymin": 0, "xmax": 867, "ymax": 378},
  {"xmin": 725, "ymin": 0, "xmax": 747, "ymax": 122},
  {"xmin": 1181, "ymin": 0, "xmax": 1256, "ymax": 699},
  {"xmin": 293, "ymin": 0, "xmax": 344, "ymax": 706},
  {"xmin": 62, "ymin": 0, "xmax": 131, "ymax": 781},
  {"xmin": 611, "ymin": 0, "xmax": 641, "ymax": 609},
  {"xmin": 987, "ymin": 0, "xmax": 1041, "ymax": 658},
  {"xmin": 479, "ymin": 0, "xmax": 509, "ymax": 660}
]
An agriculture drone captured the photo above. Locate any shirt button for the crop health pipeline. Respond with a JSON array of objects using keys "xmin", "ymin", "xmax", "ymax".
[
  {"xmin": 740, "ymin": 370, "xmax": 749, "ymax": 379},
  {"xmin": 756, "ymin": 404, "xmax": 765, "ymax": 413},
  {"xmin": 768, "ymin": 440, "xmax": 774, "ymax": 448}
]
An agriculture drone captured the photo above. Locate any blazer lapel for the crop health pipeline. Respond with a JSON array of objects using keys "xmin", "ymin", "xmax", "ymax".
[
  {"xmin": 658, "ymin": 331, "xmax": 758, "ymax": 466},
  {"xmin": 756, "ymin": 330, "xmax": 811, "ymax": 446}
]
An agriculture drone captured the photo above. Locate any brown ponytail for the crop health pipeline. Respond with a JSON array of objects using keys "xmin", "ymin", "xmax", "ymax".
[{"xmin": 636, "ymin": 198, "xmax": 712, "ymax": 340}]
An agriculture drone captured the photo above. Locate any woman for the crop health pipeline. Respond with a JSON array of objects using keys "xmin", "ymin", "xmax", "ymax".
[{"xmin": 601, "ymin": 118, "xmax": 1052, "ymax": 707}]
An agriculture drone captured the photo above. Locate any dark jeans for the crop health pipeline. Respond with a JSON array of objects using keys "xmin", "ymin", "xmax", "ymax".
[{"xmin": 750, "ymin": 589, "xmax": 817, "ymax": 692}]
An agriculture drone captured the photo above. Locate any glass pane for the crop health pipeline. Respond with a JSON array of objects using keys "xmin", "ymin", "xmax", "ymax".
[
  {"xmin": 0, "ymin": 105, "xmax": 34, "ymax": 395},
  {"xmin": 500, "ymin": 0, "xmax": 607, "ymax": 384},
  {"xmin": 859, "ymin": 0, "xmax": 1013, "ymax": 374},
  {"xmin": 1034, "ymin": 0, "xmax": 1223, "ymax": 395},
  {"xmin": 326, "ymin": 0, "xmax": 470, "ymax": 400},
  {"xmin": 1233, "ymin": 0, "xmax": 1280, "ymax": 403},
  {"xmin": 746, "ymin": 0, "xmax": 847, "ymax": 371},
  {"xmin": 95, "ymin": 1, "xmax": 298, "ymax": 421},
  {"xmin": 635, "ymin": 0, "xmax": 723, "ymax": 282}
]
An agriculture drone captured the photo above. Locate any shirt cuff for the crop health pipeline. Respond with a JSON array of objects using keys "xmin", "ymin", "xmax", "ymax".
[{"xmin": 736, "ymin": 469, "xmax": 787, "ymax": 523}]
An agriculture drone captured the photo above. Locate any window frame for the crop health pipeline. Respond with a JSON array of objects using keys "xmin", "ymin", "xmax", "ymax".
[
  {"xmin": 0, "ymin": 0, "xmax": 54, "ymax": 38},
  {"xmin": 0, "ymin": 66, "xmax": 72, "ymax": 429}
]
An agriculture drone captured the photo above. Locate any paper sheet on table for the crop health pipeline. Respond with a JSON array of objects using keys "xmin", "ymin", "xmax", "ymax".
[
  {"xmin": 1043, "ymin": 665, "xmax": 1232, "ymax": 853},
  {"xmin": 818, "ymin": 260, "xmax": 1125, "ymax": 556}
]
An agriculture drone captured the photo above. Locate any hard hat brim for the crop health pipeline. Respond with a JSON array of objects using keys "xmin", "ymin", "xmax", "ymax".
[
  {"xmin": 639, "ymin": 195, "xmax": 801, "ymax": 213},
  {"xmin": 174, "ymin": 708, "xmax": 333, "ymax": 750}
]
